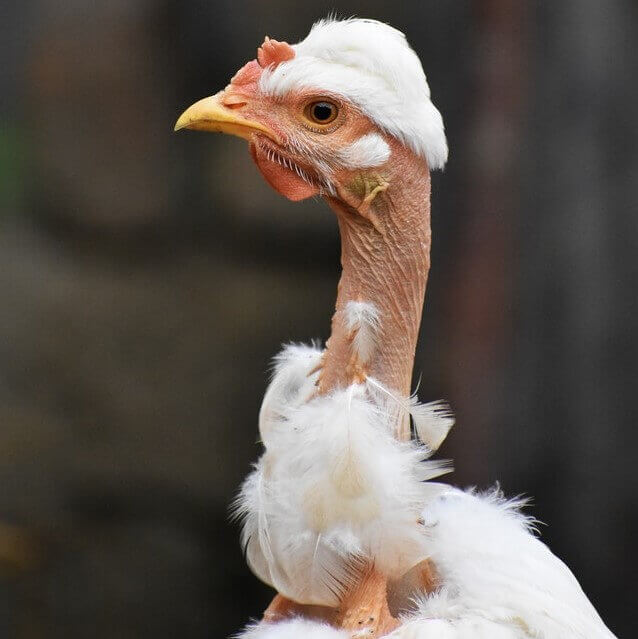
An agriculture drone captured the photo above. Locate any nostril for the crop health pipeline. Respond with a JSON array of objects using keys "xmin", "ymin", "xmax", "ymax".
[{"xmin": 222, "ymin": 94, "xmax": 247, "ymax": 110}]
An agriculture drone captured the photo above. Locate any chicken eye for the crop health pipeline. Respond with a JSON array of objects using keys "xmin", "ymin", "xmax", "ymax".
[{"xmin": 305, "ymin": 101, "xmax": 338, "ymax": 125}]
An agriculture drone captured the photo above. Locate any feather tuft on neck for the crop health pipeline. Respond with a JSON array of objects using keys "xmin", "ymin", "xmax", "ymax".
[{"xmin": 234, "ymin": 343, "xmax": 453, "ymax": 607}]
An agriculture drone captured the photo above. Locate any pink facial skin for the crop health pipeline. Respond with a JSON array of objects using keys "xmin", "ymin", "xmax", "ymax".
[
  {"xmin": 218, "ymin": 36, "xmax": 432, "ymax": 406},
  {"xmin": 220, "ymin": 38, "xmax": 388, "ymax": 202},
  {"xmin": 249, "ymin": 141, "xmax": 319, "ymax": 201},
  {"xmin": 224, "ymin": 39, "xmax": 319, "ymax": 200}
]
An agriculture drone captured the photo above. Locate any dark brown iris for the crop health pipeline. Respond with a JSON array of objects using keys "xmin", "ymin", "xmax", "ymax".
[{"xmin": 305, "ymin": 101, "xmax": 338, "ymax": 124}]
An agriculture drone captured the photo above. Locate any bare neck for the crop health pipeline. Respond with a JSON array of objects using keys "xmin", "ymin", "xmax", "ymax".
[{"xmin": 317, "ymin": 143, "xmax": 432, "ymax": 439}]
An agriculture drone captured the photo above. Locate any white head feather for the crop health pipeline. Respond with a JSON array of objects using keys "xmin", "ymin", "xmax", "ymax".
[{"xmin": 259, "ymin": 18, "xmax": 448, "ymax": 170}]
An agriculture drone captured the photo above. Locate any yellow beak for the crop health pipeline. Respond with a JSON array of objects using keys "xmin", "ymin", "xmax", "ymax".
[{"xmin": 174, "ymin": 92, "xmax": 275, "ymax": 141}]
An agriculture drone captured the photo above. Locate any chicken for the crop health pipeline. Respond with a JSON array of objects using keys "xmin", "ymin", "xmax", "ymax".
[{"xmin": 175, "ymin": 17, "xmax": 617, "ymax": 639}]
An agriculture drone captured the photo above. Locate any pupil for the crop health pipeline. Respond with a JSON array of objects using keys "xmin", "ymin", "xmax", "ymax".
[{"xmin": 313, "ymin": 104, "xmax": 333, "ymax": 121}]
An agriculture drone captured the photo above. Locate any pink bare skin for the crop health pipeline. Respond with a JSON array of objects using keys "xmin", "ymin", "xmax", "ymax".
[
  {"xmin": 176, "ymin": 37, "xmax": 436, "ymax": 636},
  {"xmin": 217, "ymin": 41, "xmax": 432, "ymax": 434},
  {"xmin": 321, "ymin": 142, "xmax": 431, "ymax": 426}
]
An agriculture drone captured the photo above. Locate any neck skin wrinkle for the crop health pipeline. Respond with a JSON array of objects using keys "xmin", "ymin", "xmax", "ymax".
[{"xmin": 317, "ymin": 141, "xmax": 432, "ymax": 440}]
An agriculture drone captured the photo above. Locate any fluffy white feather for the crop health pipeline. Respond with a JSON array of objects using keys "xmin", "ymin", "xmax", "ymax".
[
  {"xmin": 409, "ymin": 400, "xmax": 455, "ymax": 452},
  {"xmin": 336, "ymin": 133, "xmax": 392, "ymax": 169},
  {"xmin": 344, "ymin": 300, "xmax": 381, "ymax": 363},
  {"xmin": 238, "ymin": 619, "xmax": 348, "ymax": 639},
  {"xmin": 259, "ymin": 343, "xmax": 323, "ymax": 444},
  {"xmin": 365, "ymin": 377, "xmax": 454, "ymax": 453},
  {"xmin": 235, "ymin": 343, "xmax": 452, "ymax": 606},
  {"xmin": 260, "ymin": 18, "xmax": 448, "ymax": 170},
  {"xmin": 405, "ymin": 487, "xmax": 617, "ymax": 638},
  {"xmin": 238, "ymin": 346, "xmax": 616, "ymax": 637},
  {"xmin": 386, "ymin": 615, "xmax": 531, "ymax": 638}
]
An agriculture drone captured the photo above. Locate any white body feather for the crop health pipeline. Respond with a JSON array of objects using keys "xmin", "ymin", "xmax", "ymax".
[
  {"xmin": 236, "ymin": 344, "xmax": 451, "ymax": 606},
  {"xmin": 235, "ymin": 345, "xmax": 617, "ymax": 638},
  {"xmin": 239, "ymin": 619, "xmax": 348, "ymax": 639},
  {"xmin": 237, "ymin": 488, "xmax": 616, "ymax": 638},
  {"xmin": 392, "ymin": 487, "xmax": 616, "ymax": 638},
  {"xmin": 344, "ymin": 300, "xmax": 381, "ymax": 364}
]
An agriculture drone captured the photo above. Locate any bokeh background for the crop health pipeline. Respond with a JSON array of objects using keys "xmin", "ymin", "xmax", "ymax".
[{"xmin": 1, "ymin": 1, "xmax": 636, "ymax": 637}]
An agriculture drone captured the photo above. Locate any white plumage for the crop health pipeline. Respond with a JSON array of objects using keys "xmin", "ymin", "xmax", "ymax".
[
  {"xmin": 176, "ymin": 16, "xmax": 617, "ymax": 639},
  {"xmin": 239, "ymin": 618, "xmax": 348, "ymax": 639},
  {"xmin": 401, "ymin": 488, "xmax": 615, "ymax": 638},
  {"xmin": 238, "ymin": 482, "xmax": 616, "ymax": 638},
  {"xmin": 344, "ymin": 301, "xmax": 381, "ymax": 364},
  {"xmin": 337, "ymin": 134, "xmax": 392, "ymax": 170},
  {"xmin": 260, "ymin": 19, "xmax": 448, "ymax": 170},
  {"xmin": 236, "ymin": 344, "xmax": 451, "ymax": 606},
  {"xmin": 235, "ymin": 344, "xmax": 617, "ymax": 638}
]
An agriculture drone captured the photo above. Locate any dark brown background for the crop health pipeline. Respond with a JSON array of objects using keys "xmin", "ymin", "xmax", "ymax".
[{"xmin": 0, "ymin": 1, "xmax": 635, "ymax": 637}]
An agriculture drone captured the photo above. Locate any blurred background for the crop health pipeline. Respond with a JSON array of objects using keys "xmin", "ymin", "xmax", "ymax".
[{"xmin": 0, "ymin": 1, "xmax": 636, "ymax": 637}]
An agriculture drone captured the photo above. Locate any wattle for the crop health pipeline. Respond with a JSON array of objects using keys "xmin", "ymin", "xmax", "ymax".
[{"xmin": 250, "ymin": 144, "xmax": 319, "ymax": 201}]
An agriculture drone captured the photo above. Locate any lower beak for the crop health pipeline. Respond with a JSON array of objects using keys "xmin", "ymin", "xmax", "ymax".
[{"xmin": 174, "ymin": 92, "xmax": 275, "ymax": 141}]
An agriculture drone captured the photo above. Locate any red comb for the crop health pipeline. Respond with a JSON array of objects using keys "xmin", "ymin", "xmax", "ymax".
[
  {"xmin": 229, "ymin": 37, "xmax": 294, "ymax": 89},
  {"xmin": 257, "ymin": 37, "xmax": 295, "ymax": 68},
  {"xmin": 230, "ymin": 60, "xmax": 262, "ymax": 87}
]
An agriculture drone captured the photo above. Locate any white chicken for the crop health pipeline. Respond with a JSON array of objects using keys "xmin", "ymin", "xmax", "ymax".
[{"xmin": 175, "ymin": 17, "xmax": 617, "ymax": 639}]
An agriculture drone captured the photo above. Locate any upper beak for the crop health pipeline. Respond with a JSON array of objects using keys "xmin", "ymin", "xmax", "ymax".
[{"xmin": 174, "ymin": 91, "xmax": 276, "ymax": 142}]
